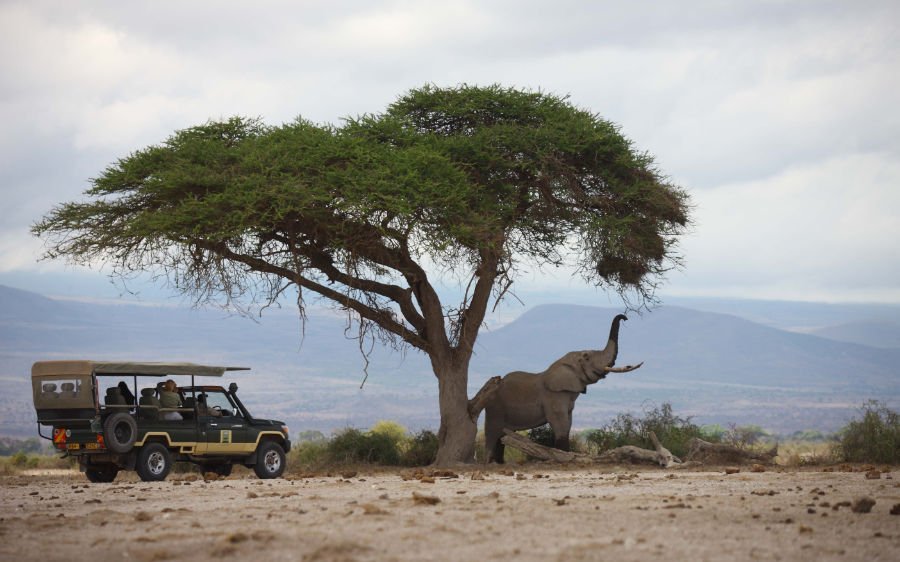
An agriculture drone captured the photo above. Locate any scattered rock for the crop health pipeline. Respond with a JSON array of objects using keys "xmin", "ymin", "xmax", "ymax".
[
  {"xmin": 724, "ymin": 467, "xmax": 740, "ymax": 475},
  {"xmin": 341, "ymin": 471, "xmax": 358, "ymax": 479},
  {"xmin": 134, "ymin": 512, "xmax": 152, "ymax": 522},
  {"xmin": 751, "ymin": 490, "xmax": 778, "ymax": 496},
  {"xmin": 864, "ymin": 470, "xmax": 881, "ymax": 480},
  {"xmin": 360, "ymin": 503, "xmax": 388, "ymax": 515},
  {"xmin": 851, "ymin": 497, "xmax": 876, "ymax": 514},
  {"xmin": 751, "ymin": 464, "xmax": 766, "ymax": 473},
  {"xmin": 798, "ymin": 525, "xmax": 813, "ymax": 534},
  {"xmin": 470, "ymin": 471, "xmax": 485, "ymax": 481},
  {"xmin": 412, "ymin": 492, "xmax": 440, "ymax": 506},
  {"xmin": 515, "ymin": 474, "xmax": 526, "ymax": 480},
  {"xmin": 247, "ymin": 492, "xmax": 258, "ymax": 499},
  {"xmin": 419, "ymin": 476, "xmax": 435, "ymax": 484},
  {"xmin": 890, "ymin": 503, "xmax": 900, "ymax": 516},
  {"xmin": 430, "ymin": 469, "xmax": 458, "ymax": 479},
  {"xmin": 227, "ymin": 532, "xmax": 248, "ymax": 544}
]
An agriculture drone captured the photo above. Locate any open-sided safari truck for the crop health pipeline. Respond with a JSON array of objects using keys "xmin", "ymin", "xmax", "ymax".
[{"xmin": 31, "ymin": 361, "xmax": 291, "ymax": 483}]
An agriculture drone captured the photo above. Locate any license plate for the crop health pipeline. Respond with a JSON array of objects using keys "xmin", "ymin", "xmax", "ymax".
[
  {"xmin": 86, "ymin": 442, "xmax": 101, "ymax": 450},
  {"xmin": 66, "ymin": 443, "xmax": 80, "ymax": 450}
]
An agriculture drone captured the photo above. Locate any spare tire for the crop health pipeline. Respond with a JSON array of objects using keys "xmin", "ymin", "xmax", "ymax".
[{"xmin": 103, "ymin": 412, "xmax": 137, "ymax": 453}]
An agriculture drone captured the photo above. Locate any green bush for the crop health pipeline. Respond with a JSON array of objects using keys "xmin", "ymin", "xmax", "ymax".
[
  {"xmin": 326, "ymin": 428, "xmax": 401, "ymax": 465},
  {"xmin": 401, "ymin": 430, "xmax": 439, "ymax": 466},
  {"xmin": 835, "ymin": 401, "xmax": 900, "ymax": 464},
  {"xmin": 528, "ymin": 424, "xmax": 556, "ymax": 448},
  {"xmin": 582, "ymin": 402, "xmax": 709, "ymax": 459}
]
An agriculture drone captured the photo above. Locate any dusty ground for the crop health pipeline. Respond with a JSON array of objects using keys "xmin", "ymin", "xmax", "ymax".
[{"xmin": 1, "ymin": 465, "xmax": 898, "ymax": 562}]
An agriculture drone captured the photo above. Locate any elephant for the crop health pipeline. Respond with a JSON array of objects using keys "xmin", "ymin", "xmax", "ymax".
[{"xmin": 483, "ymin": 313, "xmax": 642, "ymax": 463}]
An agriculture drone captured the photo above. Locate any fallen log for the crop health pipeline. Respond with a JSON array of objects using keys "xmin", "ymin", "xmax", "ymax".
[
  {"xmin": 500, "ymin": 430, "xmax": 595, "ymax": 463},
  {"xmin": 684, "ymin": 438, "xmax": 778, "ymax": 464},
  {"xmin": 500, "ymin": 429, "xmax": 683, "ymax": 467}
]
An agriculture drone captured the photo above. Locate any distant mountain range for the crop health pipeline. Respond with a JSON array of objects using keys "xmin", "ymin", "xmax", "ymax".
[{"xmin": 1, "ymin": 284, "xmax": 898, "ymax": 438}]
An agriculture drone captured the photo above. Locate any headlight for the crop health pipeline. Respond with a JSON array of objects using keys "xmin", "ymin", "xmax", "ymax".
[{"xmin": 281, "ymin": 425, "xmax": 289, "ymax": 436}]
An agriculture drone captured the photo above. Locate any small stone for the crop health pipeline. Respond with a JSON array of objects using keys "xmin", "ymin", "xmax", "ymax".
[
  {"xmin": 470, "ymin": 471, "xmax": 485, "ymax": 481},
  {"xmin": 890, "ymin": 503, "xmax": 900, "ymax": 515},
  {"xmin": 724, "ymin": 467, "xmax": 740, "ymax": 475},
  {"xmin": 227, "ymin": 532, "xmax": 248, "ymax": 543},
  {"xmin": 341, "ymin": 471, "xmax": 358, "ymax": 479},
  {"xmin": 798, "ymin": 525, "xmax": 813, "ymax": 534},
  {"xmin": 751, "ymin": 464, "xmax": 766, "ymax": 473},
  {"xmin": 851, "ymin": 497, "xmax": 876, "ymax": 513},
  {"xmin": 134, "ymin": 512, "xmax": 151, "ymax": 522},
  {"xmin": 412, "ymin": 492, "xmax": 440, "ymax": 505}
]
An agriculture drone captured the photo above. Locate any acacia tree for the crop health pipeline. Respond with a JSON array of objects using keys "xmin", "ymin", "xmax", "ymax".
[{"xmin": 34, "ymin": 85, "xmax": 690, "ymax": 465}]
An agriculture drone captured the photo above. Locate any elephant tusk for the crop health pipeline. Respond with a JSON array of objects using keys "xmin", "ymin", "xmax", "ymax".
[{"xmin": 603, "ymin": 361, "xmax": 643, "ymax": 373}]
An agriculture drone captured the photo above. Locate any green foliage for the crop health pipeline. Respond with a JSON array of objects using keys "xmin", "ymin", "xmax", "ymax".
[
  {"xmin": 324, "ymin": 428, "xmax": 402, "ymax": 465},
  {"xmin": 835, "ymin": 401, "xmax": 900, "ymax": 464},
  {"xmin": 370, "ymin": 420, "xmax": 408, "ymax": 444},
  {"xmin": 400, "ymin": 430, "xmax": 439, "ymax": 467},
  {"xmin": 582, "ymin": 402, "xmax": 709, "ymax": 459},
  {"xmin": 34, "ymin": 84, "xmax": 690, "ymax": 347},
  {"xmin": 0, "ymin": 437, "xmax": 44, "ymax": 456},
  {"xmin": 528, "ymin": 424, "xmax": 557, "ymax": 448}
]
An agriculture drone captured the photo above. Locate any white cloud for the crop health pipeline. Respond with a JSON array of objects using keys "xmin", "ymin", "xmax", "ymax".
[
  {"xmin": 1, "ymin": 0, "xmax": 899, "ymax": 304},
  {"xmin": 672, "ymin": 151, "xmax": 900, "ymax": 301}
]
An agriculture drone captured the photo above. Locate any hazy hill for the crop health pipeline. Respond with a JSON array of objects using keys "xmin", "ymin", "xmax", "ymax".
[{"xmin": 1, "ymin": 284, "xmax": 898, "ymax": 438}]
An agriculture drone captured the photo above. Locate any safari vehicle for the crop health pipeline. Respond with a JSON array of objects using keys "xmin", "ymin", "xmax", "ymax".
[{"xmin": 31, "ymin": 361, "xmax": 291, "ymax": 483}]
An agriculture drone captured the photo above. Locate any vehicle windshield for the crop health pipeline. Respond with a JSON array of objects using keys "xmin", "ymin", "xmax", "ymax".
[{"xmin": 198, "ymin": 390, "xmax": 241, "ymax": 418}]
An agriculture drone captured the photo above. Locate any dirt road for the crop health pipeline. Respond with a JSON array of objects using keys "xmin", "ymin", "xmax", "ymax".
[{"xmin": 1, "ymin": 466, "xmax": 898, "ymax": 561}]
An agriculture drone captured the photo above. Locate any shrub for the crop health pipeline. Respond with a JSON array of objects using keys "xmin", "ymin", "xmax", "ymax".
[
  {"xmin": 835, "ymin": 401, "xmax": 900, "ymax": 464},
  {"xmin": 401, "ymin": 430, "xmax": 439, "ymax": 466},
  {"xmin": 289, "ymin": 440, "xmax": 329, "ymax": 469},
  {"xmin": 582, "ymin": 402, "xmax": 709, "ymax": 459},
  {"xmin": 526, "ymin": 424, "xmax": 555, "ymax": 448},
  {"xmin": 326, "ymin": 428, "xmax": 401, "ymax": 465},
  {"xmin": 370, "ymin": 421, "xmax": 408, "ymax": 444}
]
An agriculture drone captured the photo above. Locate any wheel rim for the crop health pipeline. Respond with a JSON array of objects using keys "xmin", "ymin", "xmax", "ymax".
[
  {"xmin": 263, "ymin": 449, "xmax": 281, "ymax": 473},
  {"xmin": 147, "ymin": 451, "xmax": 166, "ymax": 475}
]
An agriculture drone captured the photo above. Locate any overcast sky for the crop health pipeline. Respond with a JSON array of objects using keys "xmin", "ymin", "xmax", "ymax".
[{"xmin": 1, "ymin": 0, "xmax": 898, "ymax": 306}]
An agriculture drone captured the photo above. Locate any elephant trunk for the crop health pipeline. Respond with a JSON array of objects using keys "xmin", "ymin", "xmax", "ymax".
[{"xmin": 602, "ymin": 314, "xmax": 628, "ymax": 366}]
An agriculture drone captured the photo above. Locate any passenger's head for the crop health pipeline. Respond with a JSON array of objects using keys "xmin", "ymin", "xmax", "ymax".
[{"xmin": 164, "ymin": 379, "xmax": 177, "ymax": 392}]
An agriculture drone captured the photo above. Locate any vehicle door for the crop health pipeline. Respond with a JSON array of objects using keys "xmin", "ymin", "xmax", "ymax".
[{"xmin": 198, "ymin": 391, "xmax": 253, "ymax": 455}]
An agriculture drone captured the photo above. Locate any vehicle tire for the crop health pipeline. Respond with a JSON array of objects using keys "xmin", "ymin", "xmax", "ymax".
[
  {"xmin": 103, "ymin": 412, "xmax": 137, "ymax": 454},
  {"xmin": 136, "ymin": 442, "xmax": 172, "ymax": 482},
  {"xmin": 85, "ymin": 464, "xmax": 119, "ymax": 483},
  {"xmin": 253, "ymin": 441, "xmax": 285, "ymax": 479}
]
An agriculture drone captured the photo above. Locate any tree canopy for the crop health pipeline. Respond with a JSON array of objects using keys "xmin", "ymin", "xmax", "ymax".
[{"xmin": 34, "ymin": 84, "xmax": 690, "ymax": 464}]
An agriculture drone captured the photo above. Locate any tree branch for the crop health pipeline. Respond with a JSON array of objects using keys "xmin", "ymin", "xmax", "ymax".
[{"xmin": 194, "ymin": 239, "xmax": 429, "ymax": 351}]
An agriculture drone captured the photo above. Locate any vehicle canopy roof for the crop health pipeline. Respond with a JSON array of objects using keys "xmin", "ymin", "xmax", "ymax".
[{"xmin": 31, "ymin": 361, "xmax": 250, "ymax": 378}]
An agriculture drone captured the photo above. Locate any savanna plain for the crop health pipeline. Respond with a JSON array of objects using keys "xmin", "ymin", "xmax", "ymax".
[{"xmin": 1, "ymin": 465, "xmax": 898, "ymax": 562}]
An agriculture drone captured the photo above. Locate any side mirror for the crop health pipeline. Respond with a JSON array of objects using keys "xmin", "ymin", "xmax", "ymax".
[{"xmin": 228, "ymin": 382, "xmax": 238, "ymax": 393}]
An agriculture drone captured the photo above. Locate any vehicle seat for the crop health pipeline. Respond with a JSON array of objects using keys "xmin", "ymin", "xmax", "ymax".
[
  {"xmin": 105, "ymin": 386, "xmax": 126, "ymax": 407},
  {"xmin": 138, "ymin": 388, "xmax": 160, "ymax": 420},
  {"xmin": 59, "ymin": 382, "xmax": 77, "ymax": 399},
  {"xmin": 41, "ymin": 382, "xmax": 59, "ymax": 400},
  {"xmin": 182, "ymin": 396, "xmax": 195, "ymax": 420}
]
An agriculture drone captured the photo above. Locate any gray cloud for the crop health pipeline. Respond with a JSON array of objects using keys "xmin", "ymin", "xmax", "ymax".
[{"xmin": 1, "ymin": 0, "xmax": 898, "ymax": 303}]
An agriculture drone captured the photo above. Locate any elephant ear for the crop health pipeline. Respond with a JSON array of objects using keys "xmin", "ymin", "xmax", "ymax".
[{"xmin": 544, "ymin": 353, "xmax": 589, "ymax": 393}]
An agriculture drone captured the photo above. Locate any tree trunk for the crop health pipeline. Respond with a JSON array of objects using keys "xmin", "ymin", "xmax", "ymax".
[{"xmin": 432, "ymin": 363, "xmax": 477, "ymax": 466}]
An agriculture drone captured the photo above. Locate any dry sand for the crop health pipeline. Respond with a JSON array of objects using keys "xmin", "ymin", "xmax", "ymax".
[{"xmin": 1, "ymin": 465, "xmax": 898, "ymax": 561}]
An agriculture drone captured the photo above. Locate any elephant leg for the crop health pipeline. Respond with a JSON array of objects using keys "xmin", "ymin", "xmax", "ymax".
[
  {"xmin": 484, "ymin": 414, "xmax": 505, "ymax": 464},
  {"xmin": 546, "ymin": 404, "xmax": 573, "ymax": 452}
]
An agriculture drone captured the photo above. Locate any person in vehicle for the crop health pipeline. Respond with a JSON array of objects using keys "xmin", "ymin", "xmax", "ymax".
[
  {"xmin": 117, "ymin": 381, "xmax": 135, "ymax": 406},
  {"xmin": 196, "ymin": 393, "xmax": 223, "ymax": 417},
  {"xmin": 159, "ymin": 379, "xmax": 183, "ymax": 420}
]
